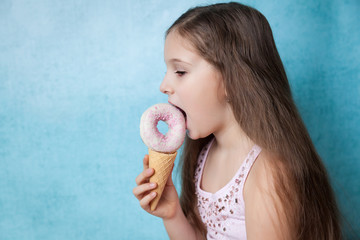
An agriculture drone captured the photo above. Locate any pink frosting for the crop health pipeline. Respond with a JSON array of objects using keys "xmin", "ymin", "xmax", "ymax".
[{"xmin": 140, "ymin": 103, "xmax": 186, "ymax": 153}]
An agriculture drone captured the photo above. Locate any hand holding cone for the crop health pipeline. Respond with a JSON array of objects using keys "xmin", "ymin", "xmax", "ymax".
[
  {"xmin": 148, "ymin": 148, "xmax": 177, "ymax": 211},
  {"xmin": 139, "ymin": 103, "xmax": 186, "ymax": 211}
]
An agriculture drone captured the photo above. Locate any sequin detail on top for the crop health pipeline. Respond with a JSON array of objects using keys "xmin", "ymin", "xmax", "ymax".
[{"xmin": 194, "ymin": 138, "xmax": 262, "ymax": 240}]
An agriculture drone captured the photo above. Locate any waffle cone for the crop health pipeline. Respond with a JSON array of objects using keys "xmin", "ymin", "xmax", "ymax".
[{"xmin": 148, "ymin": 148, "xmax": 177, "ymax": 211}]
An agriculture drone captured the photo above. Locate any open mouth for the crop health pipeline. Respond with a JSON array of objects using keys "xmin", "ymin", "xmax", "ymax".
[
  {"xmin": 169, "ymin": 102, "xmax": 187, "ymax": 121},
  {"xmin": 176, "ymin": 106, "xmax": 187, "ymax": 119},
  {"xmin": 177, "ymin": 107, "xmax": 187, "ymax": 129}
]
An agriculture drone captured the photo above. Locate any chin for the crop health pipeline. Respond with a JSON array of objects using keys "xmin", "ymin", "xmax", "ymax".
[
  {"xmin": 186, "ymin": 130, "xmax": 195, "ymax": 140},
  {"xmin": 186, "ymin": 129, "xmax": 208, "ymax": 140},
  {"xmin": 186, "ymin": 130, "xmax": 198, "ymax": 140}
]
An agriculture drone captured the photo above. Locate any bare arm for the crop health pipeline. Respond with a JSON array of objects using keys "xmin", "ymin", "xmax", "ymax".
[
  {"xmin": 133, "ymin": 155, "xmax": 200, "ymax": 239},
  {"xmin": 244, "ymin": 153, "xmax": 291, "ymax": 240},
  {"xmin": 163, "ymin": 203, "xmax": 201, "ymax": 240}
]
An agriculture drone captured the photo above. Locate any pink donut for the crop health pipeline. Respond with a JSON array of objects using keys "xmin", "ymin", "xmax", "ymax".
[{"xmin": 140, "ymin": 103, "xmax": 186, "ymax": 153}]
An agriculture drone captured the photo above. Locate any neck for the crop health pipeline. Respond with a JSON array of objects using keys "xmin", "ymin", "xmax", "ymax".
[{"xmin": 213, "ymin": 108, "xmax": 254, "ymax": 153}]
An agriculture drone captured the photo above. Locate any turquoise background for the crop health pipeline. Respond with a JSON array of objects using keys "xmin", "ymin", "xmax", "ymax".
[{"xmin": 0, "ymin": 0, "xmax": 359, "ymax": 239}]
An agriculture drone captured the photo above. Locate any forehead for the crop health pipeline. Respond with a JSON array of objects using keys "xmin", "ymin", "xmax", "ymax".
[{"xmin": 164, "ymin": 31, "xmax": 201, "ymax": 64}]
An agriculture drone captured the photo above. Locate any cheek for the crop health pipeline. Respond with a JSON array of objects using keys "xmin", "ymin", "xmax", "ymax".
[{"xmin": 184, "ymin": 89, "xmax": 218, "ymax": 123}]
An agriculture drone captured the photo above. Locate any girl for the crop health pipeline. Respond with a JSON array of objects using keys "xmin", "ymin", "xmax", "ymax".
[{"xmin": 133, "ymin": 2, "xmax": 342, "ymax": 239}]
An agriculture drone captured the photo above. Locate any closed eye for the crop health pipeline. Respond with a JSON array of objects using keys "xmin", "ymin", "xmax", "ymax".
[{"xmin": 175, "ymin": 71, "xmax": 186, "ymax": 76}]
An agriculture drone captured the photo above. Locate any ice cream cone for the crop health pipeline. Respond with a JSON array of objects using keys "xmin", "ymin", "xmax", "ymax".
[{"xmin": 148, "ymin": 148, "xmax": 177, "ymax": 211}]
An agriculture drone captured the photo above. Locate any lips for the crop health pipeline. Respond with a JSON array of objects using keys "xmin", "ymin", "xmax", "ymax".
[
  {"xmin": 169, "ymin": 101, "xmax": 187, "ymax": 125},
  {"xmin": 176, "ymin": 106, "xmax": 186, "ymax": 119}
]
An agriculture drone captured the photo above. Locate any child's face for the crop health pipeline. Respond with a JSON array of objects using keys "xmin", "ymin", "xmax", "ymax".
[{"xmin": 160, "ymin": 31, "xmax": 228, "ymax": 140}]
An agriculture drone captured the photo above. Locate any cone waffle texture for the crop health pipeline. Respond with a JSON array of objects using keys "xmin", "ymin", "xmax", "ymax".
[{"xmin": 148, "ymin": 148, "xmax": 177, "ymax": 211}]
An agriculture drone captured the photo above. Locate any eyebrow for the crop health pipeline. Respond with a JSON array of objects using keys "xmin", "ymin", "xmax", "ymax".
[{"xmin": 167, "ymin": 58, "xmax": 192, "ymax": 66}]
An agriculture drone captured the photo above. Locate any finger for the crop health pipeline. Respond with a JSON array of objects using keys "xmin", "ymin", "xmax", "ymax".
[
  {"xmin": 133, "ymin": 182, "xmax": 157, "ymax": 200},
  {"xmin": 139, "ymin": 191, "xmax": 157, "ymax": 210},
  {"xmin": 135, "ymin": 167, "xmax": 154, "ymax": 185},
  {"xmin": 143, "ymin": 154, "xmax": 149, "ymax": 170}
]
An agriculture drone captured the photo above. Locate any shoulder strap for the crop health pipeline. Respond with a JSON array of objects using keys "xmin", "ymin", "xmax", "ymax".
[{"xmin": 238, "ymin": 145, "xmax": 262, "ymax": 203}]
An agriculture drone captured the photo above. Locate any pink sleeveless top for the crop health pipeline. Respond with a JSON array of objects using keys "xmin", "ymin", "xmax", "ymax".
[{"xmin": 194, "ymin": 138, "xmax": 262, "ymax": 239}]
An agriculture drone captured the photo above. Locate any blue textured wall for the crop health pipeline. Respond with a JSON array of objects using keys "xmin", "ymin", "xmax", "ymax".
[{"xmin": 0, "ymin": 0, "xmax": 359, "ymax": 239}]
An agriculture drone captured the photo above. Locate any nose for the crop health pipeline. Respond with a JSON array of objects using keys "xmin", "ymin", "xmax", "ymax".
[{"xmin": 159, "ymin": 74, "xmax": 174, "ymax": 95}]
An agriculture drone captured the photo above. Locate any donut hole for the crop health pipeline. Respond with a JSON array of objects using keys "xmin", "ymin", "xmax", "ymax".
[{"xmin": 157, "ymin": 120, "xmax": 169, "ymax": 135}]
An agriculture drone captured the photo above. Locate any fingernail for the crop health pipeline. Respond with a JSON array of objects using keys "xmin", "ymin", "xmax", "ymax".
[
  {"xmin": 149, "ymin": 183, "xmax": 156, "ymax": 188},
  {"xmin": 146, "ymin": 168, "xmax": 153, "ymax": 174},
  {"xmin": 151, "ymin": 192, "xmax": 156, "ymax": 197}
]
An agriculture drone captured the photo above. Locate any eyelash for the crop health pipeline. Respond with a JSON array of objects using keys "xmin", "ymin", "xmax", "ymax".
[{"xmin": 175, "ymin": 70, "xmax": 186, "ymax": 76}]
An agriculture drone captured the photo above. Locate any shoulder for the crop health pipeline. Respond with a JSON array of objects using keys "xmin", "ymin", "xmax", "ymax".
[
  {"xmin": 244, "ymin": 149, "xmax": 279, "ymax": 193},
  {"xmin": 243, "ymin": 150, "xmax": 291, "ymax": 240}
]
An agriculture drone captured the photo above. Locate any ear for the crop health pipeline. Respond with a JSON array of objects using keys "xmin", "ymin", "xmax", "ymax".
[
  {"xmin": 224, "ymin": 87, "xmax": 230, "ymax": 103},
  {"xmin": 215, "ymin": 71, "xmax": 229, "ymax": 102}
]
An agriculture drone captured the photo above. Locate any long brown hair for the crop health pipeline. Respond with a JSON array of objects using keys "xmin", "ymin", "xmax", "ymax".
[{"xmin": 167, "ymin": 2, "xmax": 342, "ymax": 239}]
